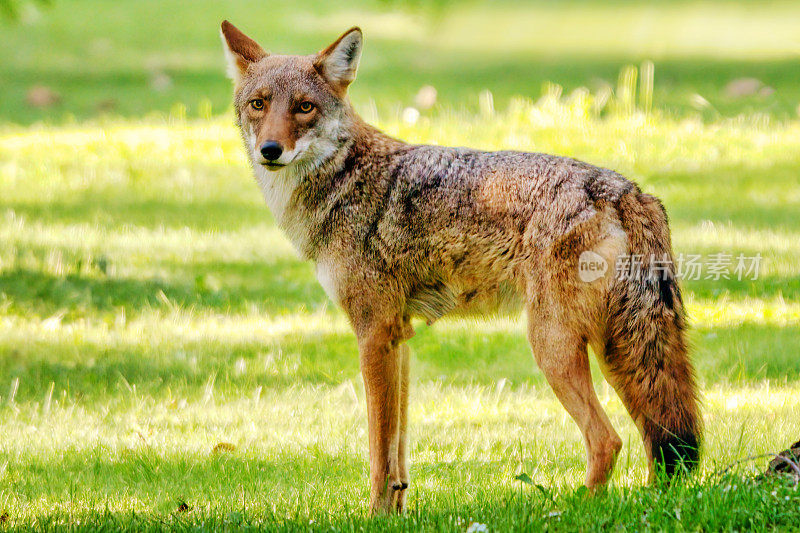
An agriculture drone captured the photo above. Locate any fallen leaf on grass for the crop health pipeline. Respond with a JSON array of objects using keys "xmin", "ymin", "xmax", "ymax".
[
  {"xmin": 515, "ymin": 472, "xmax": 556, "ymax": 504},
  {"xmin": 96, "ymin": 99, "xmax": 118, "ymax": 113},
  {"xmin": 213, "ymin": 442, "xmax": 236, "ymax": 454},
  {"xmin": 514, "ymin": 472, "xmax": 533, "ymax": 484},
  {"xmin": 26, "ymin": 85, "xmax": 61, "ymax": 108},
  {"xmin": 764, "ymin": 438, "xmax": 800, "ymax": 480},
  {"xmin": 725, "ymin": 78, "xmax": 761, "ymax": 98}
]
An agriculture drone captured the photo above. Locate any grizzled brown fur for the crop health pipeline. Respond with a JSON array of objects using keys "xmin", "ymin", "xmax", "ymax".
[{"xmin": 221, "ymin": 21, "xmax": 702, "ymax": 514}]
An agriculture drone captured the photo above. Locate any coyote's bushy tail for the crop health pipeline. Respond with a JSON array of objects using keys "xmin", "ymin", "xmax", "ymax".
[{"xmin": 604, "ymin": 191, "xmax": 701, "ymax": 477}]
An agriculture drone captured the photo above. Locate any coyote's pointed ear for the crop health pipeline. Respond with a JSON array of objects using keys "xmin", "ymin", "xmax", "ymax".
[
  {"xmin": 314, "ymin": 27, "xmax": 363, "ymax": 95},
  {"xmin": 220, "ymin": 20, "xmax": 267, "ymax": 83}
]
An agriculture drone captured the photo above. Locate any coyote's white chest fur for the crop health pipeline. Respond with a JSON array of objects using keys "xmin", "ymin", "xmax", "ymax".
[
  {"xmin": 253, "ymin": 165, "xmax": 296, "ymax": 225},
  {"xmin": 252, "ymin": 165, "xmax": 311, "ymax": 254}
]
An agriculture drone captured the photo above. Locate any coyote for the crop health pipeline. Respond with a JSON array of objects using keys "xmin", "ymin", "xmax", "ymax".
[{"xmin": 220, "ymin": 21, "xmax": 701, "ymax": 514}]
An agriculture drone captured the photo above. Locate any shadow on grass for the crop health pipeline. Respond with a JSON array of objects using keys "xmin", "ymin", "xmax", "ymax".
[
  {"xmin": 0, "ymin": 330, "xmax": 360, "ymax": 401},
  {"xmin": 1, "ymin": 446, "xmax": 798, "ymax": 532},
  {"xmin": 3, "ymin": 196, "xmax": 270, "ymax": 233},
  {"xmin": 1, "ymin": 317, "xmax": 798, "ymax": 402},
  {"xmin": 0, "ymin": 261, "xmax": 326, "ymax": 318}
]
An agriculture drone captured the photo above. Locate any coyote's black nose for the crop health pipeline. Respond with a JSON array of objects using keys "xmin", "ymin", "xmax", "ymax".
[{"xmin": 260, "ymin": 141, "xmax": 283, "ymax": 162}]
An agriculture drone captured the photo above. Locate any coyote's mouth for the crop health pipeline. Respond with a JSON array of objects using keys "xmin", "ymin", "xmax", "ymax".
[{"xmin": 260, "ymin": 150, "xmax": 303, "ymax": 171}]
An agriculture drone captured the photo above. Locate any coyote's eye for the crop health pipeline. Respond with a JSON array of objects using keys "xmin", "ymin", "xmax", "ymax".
[
  {"xmin": 250, "ymin": 99, "xmax": 264, "ymax": 111},
  {"xmin": 298, "ymin": 101, "xmax": 315, "ymax": 114}
]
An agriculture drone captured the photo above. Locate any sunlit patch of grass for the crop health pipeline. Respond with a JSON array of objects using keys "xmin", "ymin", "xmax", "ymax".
[{"xmin": 687, "ymin": 297, "xmax": 800, "ymax": 328}]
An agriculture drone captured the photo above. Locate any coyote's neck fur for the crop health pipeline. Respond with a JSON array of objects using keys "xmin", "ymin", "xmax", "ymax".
[{"xmin": 248, "ymin": 113, "xmax": 401, "ymax": 258}]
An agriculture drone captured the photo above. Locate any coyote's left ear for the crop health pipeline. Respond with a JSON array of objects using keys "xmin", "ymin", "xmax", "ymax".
[
  {"xmin": 220, "ymin": 20, "xmax": 267, "ymax": 84},
  {"xmin": 314, "ymin": 27, "xmax": 363, "ymax": 95}
]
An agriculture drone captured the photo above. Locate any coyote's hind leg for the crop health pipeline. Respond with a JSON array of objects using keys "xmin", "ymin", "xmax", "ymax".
[{"xmin": 526, "ymin": 303, "xmax": 622, "ymax": 488}]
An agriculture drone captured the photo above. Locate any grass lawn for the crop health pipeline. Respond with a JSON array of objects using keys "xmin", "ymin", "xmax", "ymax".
[
  {"xmin": 2, "ymin": 0, "xmax": 800, "ymax": 124},
  {"xmin": 1, "ymin": 0, "xmax": 800, "ymax": 530},
  {"xmin": 1, "ymin": 98, "xmax": 799, "ymax": 529}
]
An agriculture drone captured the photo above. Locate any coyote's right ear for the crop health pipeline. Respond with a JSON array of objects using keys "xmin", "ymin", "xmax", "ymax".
[{"xmin": 220, "ymin": 20, "xmax": 267, "ymax": 84}]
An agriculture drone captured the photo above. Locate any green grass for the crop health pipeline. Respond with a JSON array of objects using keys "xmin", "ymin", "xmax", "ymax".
[
  {"xmin": 1, "ymin": 92, "xmax": 799, "ymax": 530},
  {"xmin": 1, "ymin": 0, "xmax": 800, "ymax": 530},
  {"xmin": 2, "ymin": 0, "xmax": 800, "ymax": 124}
]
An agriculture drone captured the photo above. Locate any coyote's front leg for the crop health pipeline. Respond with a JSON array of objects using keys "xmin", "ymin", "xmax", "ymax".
[
  {"xmin": 393, "ymin": 342, "xmax": 411, "ymax": 512},
  {"xmin": 357, "ymin": 315, "xmax": 407, "ymax": 514}
]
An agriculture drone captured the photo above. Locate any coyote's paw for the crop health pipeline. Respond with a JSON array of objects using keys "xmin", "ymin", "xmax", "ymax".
[{"xmin": 370, "ymin": 476, "xmax": 409, "ymax": 515}]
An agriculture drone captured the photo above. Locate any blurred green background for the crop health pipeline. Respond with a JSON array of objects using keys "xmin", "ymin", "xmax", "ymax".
[{"xmin": 1, "ymin": 0, "xmax": 800, "ymax": 124}]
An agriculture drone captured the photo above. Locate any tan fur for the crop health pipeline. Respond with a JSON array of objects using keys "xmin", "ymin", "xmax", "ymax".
[{"xmin": 221, "ymin": 22, "xmax": 702, "ymax": 514}]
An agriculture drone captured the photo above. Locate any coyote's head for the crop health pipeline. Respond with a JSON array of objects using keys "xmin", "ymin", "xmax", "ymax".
[{"xmin": 220, "ymin": 21, "xmax": 362, "ymax": 173}]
